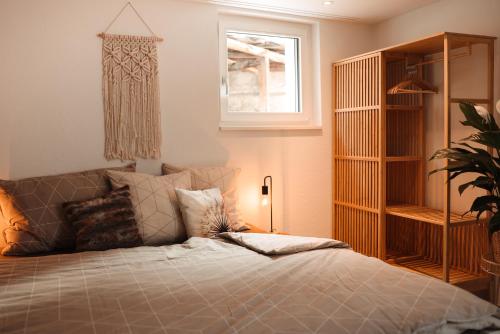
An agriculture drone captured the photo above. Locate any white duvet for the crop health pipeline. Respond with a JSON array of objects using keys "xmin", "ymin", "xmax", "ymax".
[{"xmin": 0, "ymin": 234, "xmax": 497, "ymax": 333}]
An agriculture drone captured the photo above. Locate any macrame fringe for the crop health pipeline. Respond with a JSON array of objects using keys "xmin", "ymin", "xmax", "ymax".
[{"xmin": 102, "ymin": 35, "xmax": 161, "ymax": 160}]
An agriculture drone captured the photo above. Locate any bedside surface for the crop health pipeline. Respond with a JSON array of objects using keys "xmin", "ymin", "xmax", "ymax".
[{"xmin": 244, "ymin": 224, "xmax": 288, "ymax": 235}]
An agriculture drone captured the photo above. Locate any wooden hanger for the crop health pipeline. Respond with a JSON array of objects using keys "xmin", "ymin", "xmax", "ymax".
[
  {"xmin": 387, "ymin": 76, "xmax": 438, "ymax": 95},
  {"xmin": 387, "ymin": 43, "xmax": 471, "ymax": 95}
]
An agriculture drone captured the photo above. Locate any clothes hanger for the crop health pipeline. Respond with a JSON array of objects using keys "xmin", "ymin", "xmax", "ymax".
[
  {"xmin": 387, "ymin": 43, "xmax": 471, "ymax": 95},
  {"xmin": 387, "ymin": 54, "xmax": 438, "ymax": 95},
  {"xmin": 97, "ymin": 1, "xmax": 164, "ymax": 42},
  {"xmin": 387, "ymin": 76, "xmax": 438, "ymax": 95}
]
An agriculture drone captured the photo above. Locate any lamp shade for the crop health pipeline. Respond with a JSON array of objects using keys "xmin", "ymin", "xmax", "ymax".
[{"xmin": 261, "ymin": 185, "xmax": 269, "ymax": 195}]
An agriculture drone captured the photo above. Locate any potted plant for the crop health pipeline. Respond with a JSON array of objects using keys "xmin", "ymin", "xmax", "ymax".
[{"xmin": 430, "ymin": 101, "xmax": 500, "ymax": 261}]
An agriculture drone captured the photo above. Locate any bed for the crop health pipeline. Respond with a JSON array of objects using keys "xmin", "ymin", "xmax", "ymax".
[{"xmin": 0, "ymin": 233, "xmax": 497, "ymax": 334}]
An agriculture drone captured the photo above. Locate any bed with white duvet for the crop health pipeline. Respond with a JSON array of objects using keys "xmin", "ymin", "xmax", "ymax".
[{"xmin": 0, "ymin": 233, "xmax": 497, "ymax": 334}]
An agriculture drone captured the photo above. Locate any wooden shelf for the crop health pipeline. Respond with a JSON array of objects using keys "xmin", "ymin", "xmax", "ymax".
[
  {"xmin": 390, "ymin": 256, "xmax": 484, "ymax": 285},
  {"xmin": 386, "ymin": 156, "xmax": 422, "ymax": 162},
  {"xmin": 386, "ymin": 204, "xmax": 476, "ymax": 226}
]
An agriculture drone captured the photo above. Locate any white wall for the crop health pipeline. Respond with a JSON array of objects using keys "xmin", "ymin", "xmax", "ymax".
[
  {"xmin": 4, "ymin": 0, "xmax": 495, "ymax": 238},
  {"xmin": 0, "ymin": 0, "xmax": 375, "ymax": 237},
  {"xmin": 374, "ymin": 0, "xmax": 500, "ymax": 213}
]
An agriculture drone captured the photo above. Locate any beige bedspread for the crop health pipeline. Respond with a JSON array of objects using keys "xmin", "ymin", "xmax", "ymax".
[{"xmin": 0, "ymin": 237, "xmax": 497, "ymax": 333}]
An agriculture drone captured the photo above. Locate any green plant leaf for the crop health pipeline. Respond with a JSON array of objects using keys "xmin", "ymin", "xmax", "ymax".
[
  {"xmin": 468, "ymin": 195, "xmax": 499, "ymax": 220},
  {"xmin": 458, "ymin": 176, "xmax": 494, "ymax": 195},
  {"xmin": 459, "ymin": 102, "xmax": 498, "ymax": 131},
  {"xmin": 466, "ymin": 132, "xmax": 500, "ymax": 150}
]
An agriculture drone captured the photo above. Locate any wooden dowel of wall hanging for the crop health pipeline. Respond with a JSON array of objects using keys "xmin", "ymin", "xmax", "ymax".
[{"xmin": 96, "ymin": 32, "xmax": 164, "ymax": 42}]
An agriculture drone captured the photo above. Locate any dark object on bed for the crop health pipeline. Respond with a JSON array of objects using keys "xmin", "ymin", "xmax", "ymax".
[
  {"xmin": 0, "ymin": 163, "xmax": 136, "ymax": 255},
  {"xmin": 63, "ymin": 185, "xmax": 142, "ymax": 251}
]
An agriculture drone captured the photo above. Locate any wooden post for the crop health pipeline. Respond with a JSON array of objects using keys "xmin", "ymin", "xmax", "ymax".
[
  {"xmin": 332, "ymin": 64, "xmax": 337, "ymax": 239},
  {"xmin": 417, "ymin": 56, "xmax": 426, "ymax": 207},
  {"xmin": 487, "ymin": 40, "xmax": 495, "ymax": 121},
  {"xmin": 378, "ymin": 52, "xmax": 387, "ymax": 260},
  {"xmin": 258, "ymin": 56, "xmax": 270, "ymax": 112},
  {"xmin": 443, "ymin": 34, "xmax": 451, "ymax": 283}
]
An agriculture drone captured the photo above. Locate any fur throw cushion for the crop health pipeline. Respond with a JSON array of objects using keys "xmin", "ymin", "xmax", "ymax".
[{"xmin": 62, "ymin": 186, "xmax": 142, "ymax": 251}]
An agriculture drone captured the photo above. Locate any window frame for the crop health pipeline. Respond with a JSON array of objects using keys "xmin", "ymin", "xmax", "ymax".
[{"xmin": 218, "ymin": 12, "xmax": 322, "ymax": 130}]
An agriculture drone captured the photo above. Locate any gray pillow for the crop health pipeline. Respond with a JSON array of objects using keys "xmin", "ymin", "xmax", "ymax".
[{"xmin": 0, "ymin": 163, "xmax": 136, "ymax": 255}]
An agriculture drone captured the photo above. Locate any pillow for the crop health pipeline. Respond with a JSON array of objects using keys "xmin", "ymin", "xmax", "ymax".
[
  {"xmin": 106, "ymin": 170, "xmax": 191, "ymax": 245},
  {"xmin": 0, "ymin": 163, "xmax": 136, "ymax": 255},
  {"xmin": 162, "ymin": 163, "xmax": 247, "ymax": 231},
  {"xmin": 62, "ymin": 186, "xmax": 142, "ymax": 252},
  {"xmin": 175, "ymin": 188, "xmax": 235, "ymax": 238}
]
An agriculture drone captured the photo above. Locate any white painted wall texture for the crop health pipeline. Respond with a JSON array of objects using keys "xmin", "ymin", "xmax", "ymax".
[
  {"xmin": 1, "ymin": 0, "xmax": 499, "ymax": 236},
  {"xmin": 0, "ymin": 0, "xmax": 374, "ymax": 236}
]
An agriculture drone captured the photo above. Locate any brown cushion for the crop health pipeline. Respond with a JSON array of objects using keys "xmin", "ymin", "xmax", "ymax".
[
  {"xmin": 161, "ymin": 163, "xmax": 248, "ymax": 231},
  {"xmin": 62, "ymin": 185, "xmax": 142, "ymax": 252},
  {"xmin": 0, "ymin": 163, "xmax": 136, "ymax": 255}
]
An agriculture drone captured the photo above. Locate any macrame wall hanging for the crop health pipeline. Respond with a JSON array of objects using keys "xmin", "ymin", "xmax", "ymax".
[{"xmin": 98, "ymin": 2, "xmax": 163, "ymax": 160}]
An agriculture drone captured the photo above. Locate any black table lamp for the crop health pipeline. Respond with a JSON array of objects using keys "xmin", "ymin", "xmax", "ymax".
[{"xmin": 261, "ymin": 176, "xmax": 273, "ymax": 233}]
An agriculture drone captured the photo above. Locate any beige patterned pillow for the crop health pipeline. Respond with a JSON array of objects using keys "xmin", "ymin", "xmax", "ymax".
[
  {"xmin": 0, "ymin": 163, "xmax": 136, "ymax": 255},
  {"xmin": 107, "ymin": 170, "xmax": 191, "ymax": 245},
  {"xmin": 162, "ymin": 164, "xmax": 247, "ymax": 231},
  {"xmin": 176, "ymin": 188, "xmax": 234, "ymax": 238}
]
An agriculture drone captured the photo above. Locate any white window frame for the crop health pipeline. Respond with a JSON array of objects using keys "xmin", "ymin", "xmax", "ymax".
[{"xmin": 218, "ymin": 12, "xmax": 322, "ymax": 130}]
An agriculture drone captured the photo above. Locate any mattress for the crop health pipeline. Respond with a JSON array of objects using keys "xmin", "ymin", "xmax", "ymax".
[{"xmin": 0, "ymin": 237, "xmax": 497, "ymax": 333}]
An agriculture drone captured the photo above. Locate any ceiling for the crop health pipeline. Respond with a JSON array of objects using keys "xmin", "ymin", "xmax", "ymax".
[{"xmin": 196, "ymin": 0, "xmax": 439, "ymax": 23}]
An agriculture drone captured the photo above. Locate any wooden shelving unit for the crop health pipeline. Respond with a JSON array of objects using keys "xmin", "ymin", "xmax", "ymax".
[{"xmin": 333, "ymin": 32, "xmax": 496, "ymax": 284}]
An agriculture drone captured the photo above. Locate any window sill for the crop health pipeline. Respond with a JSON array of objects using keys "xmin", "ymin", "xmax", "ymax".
[{"xmin": 219, "ymin": 123, "xmax": 322, "ymax": 131}]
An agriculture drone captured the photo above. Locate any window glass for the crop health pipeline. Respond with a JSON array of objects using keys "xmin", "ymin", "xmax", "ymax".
[{"xmin": 226, "ymin": 32, "xmax": 300, "ymax": 113}]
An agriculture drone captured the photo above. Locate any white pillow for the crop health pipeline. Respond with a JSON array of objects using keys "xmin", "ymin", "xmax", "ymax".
[
  {"xmin": 175, "ymin": 188, "xmax": 235, "ymax": 238},
  {"xmin": 163, "ymin": 164, "xmax": 247, "ymax": 231}
]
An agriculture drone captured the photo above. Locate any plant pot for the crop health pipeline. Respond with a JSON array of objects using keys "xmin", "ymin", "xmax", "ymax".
[{"xmin": 493, "ymin": 231, "xmax": 500, "ymax": 263}]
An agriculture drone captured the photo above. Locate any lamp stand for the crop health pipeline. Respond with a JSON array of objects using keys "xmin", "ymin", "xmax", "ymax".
[{"xmin": 263, "ymin": 176, "xmax": 273, "ymax": 233}]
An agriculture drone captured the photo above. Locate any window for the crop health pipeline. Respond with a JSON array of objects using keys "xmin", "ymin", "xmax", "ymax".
[
  {"xmin": 219, "ymin": 13, "xmax": 321, "ymax": 130},
  {"xmin": 226, "ymin": 32, "xmax": 300, "ymax": 114}
]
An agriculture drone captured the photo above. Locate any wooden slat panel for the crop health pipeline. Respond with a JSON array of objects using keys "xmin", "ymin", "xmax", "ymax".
[
  {"xmin": 333, "ymin": 54, "xmax": 381, "ymax": 258},
  {"xmin": 387, "ymin": 217, "xmax": 488, "ymax": 275},
  {"xmin": 334, "ymin": 109, "xmax": 379, "ymax": 157},
  {"xmin": 386, "ymin": 109, "xmax": 420, "ymax": 156},
  {"xmin": 386, "ymin": 161, "xmax": 419, "ymax": 205},
  {"xmin": 334, "ymin": 160, "xmax": 379, "ymax": 210},
  {"xmin": 334, "ymin": 205, "xmax": 379, "ymax": 257}
]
